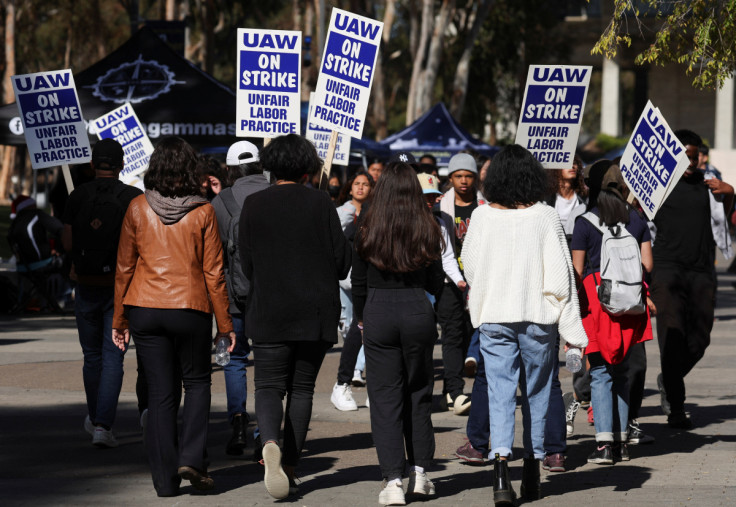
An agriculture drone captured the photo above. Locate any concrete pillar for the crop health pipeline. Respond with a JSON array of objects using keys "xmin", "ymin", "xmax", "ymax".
[
  {"xmin": 714, "ymin": 75, "xmax": 734, "ymax": 149},
  {"xmin": 600, "ymin": 57, "xmax": 620, "ymax": 136}
]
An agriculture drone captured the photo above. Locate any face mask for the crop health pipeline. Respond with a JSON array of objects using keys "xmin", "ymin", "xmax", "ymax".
[{"xmin": 328, "ymin": 185, "xmax": 341, "ymax": 197}]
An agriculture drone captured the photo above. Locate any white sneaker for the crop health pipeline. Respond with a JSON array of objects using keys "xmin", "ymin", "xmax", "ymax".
[
  {"xmin": 352, "ymin": 370, "xmax": 366, "ymax": 387},
  {"xmin": 262, "ymin": 441, "xmax": 289, "ymax": 500},
  {"xmin": 452, "ymin": 394, "xmax": 472, "ymax": 416},
  {"xmin": 331, "ymin": 382, "xmax": 358, "ymax": 411},
  {"xmin": 84, "ymin": 415, "xmax": 95, "ymax": 436},
  {"xmin": 92, "ymin": 427, "xmax": 119, "ymax": 448},
  {"xmin": 379, "ymin": 480, "xmax": 406, "ymax": 506},
  {"xmin": 407, "ymin": 471, "xmax": 435, "ymax": 496}
]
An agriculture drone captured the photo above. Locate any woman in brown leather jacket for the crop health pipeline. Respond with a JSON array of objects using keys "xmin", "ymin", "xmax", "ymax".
[{"xmin": 112, "ymin": 137, "xmax": 235, "ymax": 497}]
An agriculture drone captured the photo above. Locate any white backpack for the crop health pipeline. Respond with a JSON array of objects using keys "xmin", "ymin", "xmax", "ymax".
[{"xmin": 582, "ymin": 212, "xmax": 646, "ymax": 316}]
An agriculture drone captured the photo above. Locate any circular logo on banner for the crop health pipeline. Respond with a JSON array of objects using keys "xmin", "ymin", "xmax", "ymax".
[
  {"xmin": 9, "ymin": 117, "xmax": 24, "ymax": 135},
  {"xmin": 88, "ymin": 54, "xmax": 185, "ymax": 104}
]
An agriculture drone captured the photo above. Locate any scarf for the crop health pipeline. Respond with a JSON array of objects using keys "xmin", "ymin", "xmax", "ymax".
[{"xmin": 145, "ymin": 188, "xmax": 209, "ymax": 225}]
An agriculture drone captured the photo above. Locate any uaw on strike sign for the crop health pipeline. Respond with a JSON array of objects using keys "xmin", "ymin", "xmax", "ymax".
[
  {"xmin": 236, "ymin": 28, "xmax": 302, "ymax": 138},
  {"xmin": 619, "ymin": 101, "xmax": 689, "ymax": 220},
  {"xmin": 93, "ymin": 103, "xmax": 154, "ymax": 182},
  {"xmin": 515, "ymin": 65, "xmax": 591, "ymax": 169},
  {"xmin": 12, "ymin": 69, "xmax": 91, "ymax": 169},
  {"xmin": 310, "ymin": 8, "xmax": 383, "ymax": 138}
]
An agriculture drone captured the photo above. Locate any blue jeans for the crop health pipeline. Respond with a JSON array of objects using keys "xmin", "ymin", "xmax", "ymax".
[
  {"xmin": 589, "ymin": 352, "xmax": 629, "ymax": 442},
  {"xmin": 75, "ymin": 284, "xmax": 126, "ymax": 427},
  {"xmin": 223, "ymin": 313, "xmax": 249, "ymax": 423},
  {"xmin": 480, "ymin": 322, "xmax": 557, "ymax": 460},
  {"xmin": 339, "ymin": 287, "xmax": 353, "ymax": 331},
  {"xmin": 544, "ymin": 337, "xmax": 566, "ymax": 455},
  {"xmin": 355, "ymin": 345, "xmax": 365, "ymax": 372}
]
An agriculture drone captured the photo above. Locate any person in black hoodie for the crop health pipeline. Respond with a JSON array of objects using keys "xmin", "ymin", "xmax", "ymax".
[{"xmin": 239, "ymin": 134, "xmax": 351, "ymax": 500}]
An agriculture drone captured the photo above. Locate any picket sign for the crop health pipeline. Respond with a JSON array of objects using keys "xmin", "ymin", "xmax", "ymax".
[
  {"xmin": 236, "ymin": 28, "xmax": 302, "ymax": 139},
  {"xmin": 618, "ymin": 101, "xmax": 689, "ymax": 220},
  {"xmin": 93, "ymin": 102, "xmax": 154, "ymax": 185},
  {"xmin": 515, "ymin": 65, "xmax": 592, "ymax": 169},
  {"xmin": 311, "ymin": 8, "xmax": 383, "ymax": 187},
  {"xmin": 12, "ymin": 69, "xmax": 91, "ymax": 191}
]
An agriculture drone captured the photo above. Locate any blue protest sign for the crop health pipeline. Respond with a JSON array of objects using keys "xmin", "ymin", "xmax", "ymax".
[
  {"xmin": 311, "ymin": 8, "xmax": 383, "ymax": 138},
  {"xmin": 237, "ymin": 29, "xmax": 302, "ymax": 138},
  {"xmin": 619, "ymin": 101, "xmax": 689, "ymax": 219},
  {"xmin": 93, "ymin": 103, "xmax": 154, "ymax": 182},
  {"xmin": 12, "ymin": 69, "xmax": 91, "ymax": 169},
  {"xmin": 515, "ymin": 65, "xmax": 592, "ymax": 169}
]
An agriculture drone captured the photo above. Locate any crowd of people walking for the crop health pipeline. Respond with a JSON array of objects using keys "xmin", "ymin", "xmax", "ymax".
[{"xmin": 11, "ymin": 126, "xmax": 730, "ymax": 505}]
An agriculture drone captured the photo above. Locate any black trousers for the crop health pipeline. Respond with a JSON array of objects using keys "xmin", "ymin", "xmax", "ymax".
[
  {"xmin": 651, "ymin": 267, "xmax": 715, "ymax": 414},
  {"xmin": 572, "ymin": 361, "xmax": 592, "ymax": 403},
  {"xmin": 436, "ymin": 282, "xmax": 473, "ymax": 398},
  {"xmin": 253, "ymin": 340, "xmax": 332, "ymax": 466},
  {"xmin": 626, "ymin": 342, "xmax": 647, "ymax": 420},
  {"xmin": 129, "ymin": 307, "xmax": 212, "ymax": 497},
  {"xmin": 337, "ymin": 316, "xmax": 362, "ymax": 385},
  {"xmin": 364, "ymin": 288, "xmax": 437, "ymax": 480}
]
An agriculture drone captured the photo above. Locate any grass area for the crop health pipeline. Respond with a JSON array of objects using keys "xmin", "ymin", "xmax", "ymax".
[{"xmin": 0, "ymin": 205, "xmax": 10, "ymax": 259}]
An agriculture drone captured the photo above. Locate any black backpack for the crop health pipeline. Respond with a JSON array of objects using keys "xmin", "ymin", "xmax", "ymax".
[
  {"xmin": 220, "ymin": 187, "xmax": 249, "ymax": 304},
  {"xmin": 71, "ymin": 181, "xmax": 127, "ymax": 275}
]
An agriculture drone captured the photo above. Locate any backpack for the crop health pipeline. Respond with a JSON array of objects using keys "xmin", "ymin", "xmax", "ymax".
[
  {"xmin": 220, "ymin": 187, "xmax": 249, "ymax": 304},
  {"xmin": 582, "ymin": 212, "xmax": 646, "ymax": 316},
  {"xmin": 71, "ymin": 181, "xmax": 127, "ymax": 275}
]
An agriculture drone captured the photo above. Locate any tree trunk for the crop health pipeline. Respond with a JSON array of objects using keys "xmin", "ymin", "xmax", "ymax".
[
  {"xmin": 416, "ymin": 0, "xmax": 454, "ymax": 116},
  {"xmin": 166, "ymin": 0, "xmax": 176, "ymax": 20},
  {"xmin": 3, "ymin": 0, "xmax": 16, "ymax": 104},
  {"xmin": 369, "ymin": 0, "xmax": 395, "ymax": 140},
  {"xmin": 406, "ymin": 0, "xmax": 434, "ymax": 125},
  {"xmin": 449, "ymin": 0, "xmax": 494, "ymax": 120},
  {"xmin": 301, "ymin": 0, "xmax": 314, "ymax": 101}
]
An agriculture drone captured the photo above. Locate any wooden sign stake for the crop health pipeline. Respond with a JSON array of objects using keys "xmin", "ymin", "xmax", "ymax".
[
  {"xmin": 319, "ymin": 131, "xmax": 339, "ymax": 191},
  {"xmin": 62, "ymin": 164, "xmax": 74, "ymax": 194}
]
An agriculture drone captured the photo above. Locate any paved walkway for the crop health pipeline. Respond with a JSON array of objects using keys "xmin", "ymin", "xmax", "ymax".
[{"xmin": 1, "ymin": 266, "xmax": 735, "ymax": 506}]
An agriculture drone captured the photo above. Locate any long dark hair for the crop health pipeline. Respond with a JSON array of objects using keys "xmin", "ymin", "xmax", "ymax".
[
  {"xmin": 597, "ymin": 190, "xmax": 629, "ymax": 226},
  {"xmin": 483, "ymin": 144, "xmax": 548, "ymax": 208},
  {"xmin": 144, "ymin": 137, "xmax": 203, "ymax": 197},
  {"xmin": 356, "ymin": 162, "xmax": 443, "ymax": 272},
  {"xmin": 337, "ymin": 170, "xmax": 375, "ymax": 205}
]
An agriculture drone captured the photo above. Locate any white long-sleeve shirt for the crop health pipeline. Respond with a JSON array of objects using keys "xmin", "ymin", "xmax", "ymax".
[{"xmin": 461, "ymin": 202, "xmax": 588, "ymax": 348}]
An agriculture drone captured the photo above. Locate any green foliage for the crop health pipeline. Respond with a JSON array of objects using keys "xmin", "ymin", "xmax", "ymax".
[
  {"xmin": 593, "ymin": 0, "xmax": 736, "ymax": 90},
  {"xmin": 595, "ymin": 132, "xmax": 629, "ymax": 153}
]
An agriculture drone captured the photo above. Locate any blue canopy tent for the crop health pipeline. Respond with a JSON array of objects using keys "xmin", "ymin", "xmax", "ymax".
[{"xmin": 379, "ymin": 102, "xmax": 499, "ymax": 167}]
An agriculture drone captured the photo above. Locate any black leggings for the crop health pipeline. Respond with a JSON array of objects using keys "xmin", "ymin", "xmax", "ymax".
[
  {"xmin": 253, "ymin": 340, "xmax": 332, "ymax": 466},
  {"xmin": 337, "ymin": 316, "xmax": 363, "ymax": 384}
]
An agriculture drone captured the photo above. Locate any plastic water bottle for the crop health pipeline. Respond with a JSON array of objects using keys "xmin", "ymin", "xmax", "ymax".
[
  {"xmin": 565, "ymin": 348, "xmax": 583, "ymax": 373},
  {"xmin": 215, "ymin": 336, "xmax": 230, "ymax": 366}
]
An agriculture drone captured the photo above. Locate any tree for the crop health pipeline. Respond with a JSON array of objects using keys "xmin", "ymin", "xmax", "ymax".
[{"xmin": 594, "ymin": 0, "xmax": 736, "ymax": 89}]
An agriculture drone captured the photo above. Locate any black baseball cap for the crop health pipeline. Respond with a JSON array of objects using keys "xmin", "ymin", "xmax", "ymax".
[
  {"xmin": 388, "ymin": 151, "xmax": 417, "ymax": 165},
  {"xmin": 92, "ymin": 138, "xmax": 124, "ymax": 170}
]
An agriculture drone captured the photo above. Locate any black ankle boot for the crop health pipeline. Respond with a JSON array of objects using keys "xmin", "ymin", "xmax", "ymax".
[
  {"xmin": 226, "ymin": 413, "xmax": 248, "ymax": 455},
  {"xmin": 493, "ymin": 454, "xmax": 516, "ymax": 506},
  {"xmin": 520, "ymin": 457, "xmax": 540, "ymax": 500}
]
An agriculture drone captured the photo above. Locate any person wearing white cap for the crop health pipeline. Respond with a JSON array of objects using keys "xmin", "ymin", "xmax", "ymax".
[
  {"xmin": 210, "ymin": 139, "xmax": 269, "ymax": 456},
  {"xmin": 435, "ymin": 152, "xmax": 486, "ymax": 415}
]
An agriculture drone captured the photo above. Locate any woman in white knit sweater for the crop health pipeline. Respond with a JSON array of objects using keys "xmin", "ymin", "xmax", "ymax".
[{"xmin": 461, "ymin": 145, "xmax": 588, "ymax": 506}]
